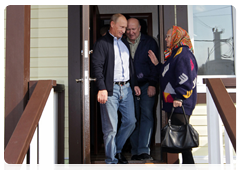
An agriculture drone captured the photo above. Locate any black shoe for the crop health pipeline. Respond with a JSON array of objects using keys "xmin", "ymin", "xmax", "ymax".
[
  {"xmin": 107, "ymin": 163, "xmax": 117, "ymax": 170},
  {"xmin": 115, "ymin": 153, "xmax": 128, "ymax": 164},
  {"xmin": 131, "ymin": 155, "xmax": 141, "ymax": 160},
  {"xmin": 138, "ymin": 153, "xmax": 153, "ymax": 160}
]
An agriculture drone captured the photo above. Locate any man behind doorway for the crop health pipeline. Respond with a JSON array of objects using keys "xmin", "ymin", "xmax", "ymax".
[
  {"xmin": 91, "ymin": 14, "xmax": 141, "ymax": 164},
  {"xmin": 126, "ymin": 18, "xmax": 159, "ymax": 160}
]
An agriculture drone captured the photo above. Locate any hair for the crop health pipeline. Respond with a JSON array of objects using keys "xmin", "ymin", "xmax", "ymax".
[{"xmin": 110, "ymin": 13, "xmax": 126, "ymax": 23}]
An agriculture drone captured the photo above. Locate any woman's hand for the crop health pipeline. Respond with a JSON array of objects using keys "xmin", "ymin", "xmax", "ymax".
[
  {"xmin": 173, "ymin": 100, "xmax": 182, "ymax": 107},
  {"xmin": 148, "ymin": 50, "xmax": 159, "ymax": 66}
]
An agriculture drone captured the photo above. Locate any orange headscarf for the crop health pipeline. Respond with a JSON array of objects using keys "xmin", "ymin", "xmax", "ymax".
[{"xmin": 164, "ymin": 25, "xmax": 194, "ymax": 60}]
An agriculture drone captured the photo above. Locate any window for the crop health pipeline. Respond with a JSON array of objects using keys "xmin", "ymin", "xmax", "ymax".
[{"xmin": 191, "ymin": 5, "xmax": 235, "ymax": 75}]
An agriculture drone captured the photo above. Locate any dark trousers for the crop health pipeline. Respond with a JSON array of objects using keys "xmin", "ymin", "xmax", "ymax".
[{"xmin": 167, "ymin": 112, "xmax": 195, "ymax": 164}]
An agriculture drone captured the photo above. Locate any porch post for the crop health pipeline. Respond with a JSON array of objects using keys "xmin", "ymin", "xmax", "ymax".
[
  {"xmin": 68, "ymin": 5, "xmax": 83, "ymax": 164},
  {"xmin": 206, "ymin": 87, "xmax": 223, "ymax": 164},
  {"xmin": 5, "ymin": 5, "xmax": 30, "ymax": 148}
]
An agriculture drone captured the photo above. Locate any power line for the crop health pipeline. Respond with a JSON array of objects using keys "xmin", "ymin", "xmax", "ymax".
[
  {"xmin": 194, "ymin": 15, "xmax": 212, "ymax": 29},
  {"xmin": 195, "ymin": 37, "xmax": 233, "ymax": 62}
]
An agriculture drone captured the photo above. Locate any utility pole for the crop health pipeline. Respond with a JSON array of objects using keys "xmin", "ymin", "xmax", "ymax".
[{"xmin": 212, "ymin": 28, "xmax": 223, "ymax": 60}]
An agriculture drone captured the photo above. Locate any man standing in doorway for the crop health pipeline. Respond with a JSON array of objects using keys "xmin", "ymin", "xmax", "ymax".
[
  {"xmin": 91, "ymin": 14, "xmax": 141, "ymax": 164},
  {"xmin": 126, "ymin": 18, "xmax": 159, "ymax": 160}
]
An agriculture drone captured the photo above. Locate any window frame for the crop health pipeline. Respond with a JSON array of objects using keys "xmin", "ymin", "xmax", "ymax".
[{"xmin": 187, "ymin": 5, "xmax": 238, "ymax": 93}]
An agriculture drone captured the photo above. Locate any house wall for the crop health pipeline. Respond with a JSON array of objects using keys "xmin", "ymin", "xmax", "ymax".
[
  {"xmin": 4, "ymin": 5, "xmax": 233, "ymax": 163},
  {"xmin": 30, "ymin": 5, "xmax": 69, "ymax": 160}
]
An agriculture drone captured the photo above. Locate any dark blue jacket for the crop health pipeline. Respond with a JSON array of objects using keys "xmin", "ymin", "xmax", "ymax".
[
  {"xmin": 91, "ymin": 31, "xmax": 137, "ymax": 96},
  {"xmin": 156, "ymin": 46, "xmax": 198, "ymax": 115},
  {"xmin": 132, "ymin": 34, "xmax": 159, "ymax": 86}
]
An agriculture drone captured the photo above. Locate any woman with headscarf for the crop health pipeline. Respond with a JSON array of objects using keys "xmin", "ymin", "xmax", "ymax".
[{"xmin": 148, "ymin": 25, "xmax": 198, "ymax": 164}]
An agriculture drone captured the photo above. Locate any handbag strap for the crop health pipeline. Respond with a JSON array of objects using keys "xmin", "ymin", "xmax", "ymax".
[{"xmin": 168, "ymin": 106, "xmax": 189, "ymax": 126}]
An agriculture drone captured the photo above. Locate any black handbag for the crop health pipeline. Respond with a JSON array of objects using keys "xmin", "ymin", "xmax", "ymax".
[{"xmin": 161, "ymin": 106, "xmax": 199, "ymax": 152}]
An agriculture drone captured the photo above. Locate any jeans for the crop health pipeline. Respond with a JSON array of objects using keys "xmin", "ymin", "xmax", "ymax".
[
  {"xmin": 130, "ymin": 82, "xmax": 155, "ymax": 155},
  {"xmin": 100, "ymin": 82, "xmax": 136, "ymax": 164}
]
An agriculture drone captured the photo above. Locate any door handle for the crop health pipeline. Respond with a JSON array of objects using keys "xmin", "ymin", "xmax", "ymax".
[
  {"xmin": 76, "ymin": 78, "xmax": 96, "ymax": 83},
  {"xmin": 89, "ymin": 50, "xmax": 93, "ymax": 54},
  {"xmin": 89, "ymin": 78, "xmax": 96, "ymax": 81},
  {"xmin": 81, "ymin": 50, "xmax": 93, "ymax": 55},
  {"xmin": 76, "ymin": 79, "xmax": 83, "ymax": 83}
]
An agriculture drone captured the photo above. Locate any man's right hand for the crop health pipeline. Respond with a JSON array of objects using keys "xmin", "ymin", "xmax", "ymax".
[{"xmin": 97, "ymin": 90, "xmax": 108, "ymax": 104}]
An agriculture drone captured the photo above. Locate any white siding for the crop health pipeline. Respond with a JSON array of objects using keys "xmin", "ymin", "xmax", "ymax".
[{"xmin": 30, "ymin": 5, "xmax": 69, "ymax": 160}]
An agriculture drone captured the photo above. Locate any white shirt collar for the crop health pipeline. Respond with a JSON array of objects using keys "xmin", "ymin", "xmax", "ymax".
[{"xmin": 109, "ymin": 31, "xmax": 122, "ymax": 40}]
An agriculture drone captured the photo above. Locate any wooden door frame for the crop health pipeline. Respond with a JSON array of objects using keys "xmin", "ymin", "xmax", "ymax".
[
  {"xmin": 68, "ymin": 5, "xmax": 91, "ymax": 164},
  {"xmin": 68, "ymin": 5, "xmax": 83, "ymax": 164},
  {"xmin": 81, "ymin": 5, "xmax": 91, "ymax": 164}
]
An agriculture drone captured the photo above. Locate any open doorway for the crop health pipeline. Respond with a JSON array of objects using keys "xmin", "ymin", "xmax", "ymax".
[
  {"xmin": 68, "ymin": 5, "xmax": 182, "ymax": 164},
  {"xmin": 89, "ymin": 5, "xmax": 162, "ymax": 163}
]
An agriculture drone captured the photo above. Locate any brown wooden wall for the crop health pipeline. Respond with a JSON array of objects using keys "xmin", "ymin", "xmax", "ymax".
[{"xmin": 5, "ymin": 5, "xmax": 30, "ymax": 148}]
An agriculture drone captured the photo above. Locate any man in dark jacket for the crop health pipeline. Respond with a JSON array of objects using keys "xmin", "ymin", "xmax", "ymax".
[
  {"xmin": 91, "ymin": 14, "xmax": 140, "ymax": 164},
  {"xmin": 126, "ymin": 18, "xmax": 159, "ymax": 160}
]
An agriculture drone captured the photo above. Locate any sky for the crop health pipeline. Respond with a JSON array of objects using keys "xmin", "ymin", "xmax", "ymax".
[{"xmin": 192, "ymin": 5, "xmax": 234, "ymax": 69}]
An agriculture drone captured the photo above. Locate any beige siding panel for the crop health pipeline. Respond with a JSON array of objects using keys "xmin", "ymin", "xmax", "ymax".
[
  {"xmin": 31, "ymin": 8, "xmax": 68, "ymax": 18},
  {"xmin": 190, "ymin": 104, "xmax": 209, "ymax": 161},
  {"xmin": 31, "ymin": 18, "xmax": 67, "ymax": 28},
  {"xmin": 192, "ymin": 104, "xmax": 207, "ymax": 116},
  {"xmin": 31, "ymin": 38, "xmax": 67, "ymax": 48},
  {"xmin": 194, "ymin": 126, "xmax": 208, "ymax": 136},
  {"xmin": 192, "ymin": 146, "xmax": 208, "ymax": 156},
  {"xmin": 31, "ymin": 5, "xmax": 67, "ymax": 10},
  {"xmin": 64, "ymin": 95, "xmax": 68, "ymax": 107},
  {"xmin": 30, "ymin": 57, "xmax": 67, "ymax": 67},
  {"xmin": 198, "ymin": 136, "xmax": 208, "ymax": 147},
  {"xmin": 31, "ymin": 28, "xmax": 67, "ymax": 38},
  {"xmin": 30, "ymin": 77, "xmax": 68, "ymax": 86},
  {"xmin": 30, "ymin": 67, "xmax": 67, "ymax": 76},
  {"xmin": 31, "ymin": 47, "xmax": 68, "ymax": 58},
  {"xmin": 190, "ymin": 116, "xmax": 207, "ymax": 126}
]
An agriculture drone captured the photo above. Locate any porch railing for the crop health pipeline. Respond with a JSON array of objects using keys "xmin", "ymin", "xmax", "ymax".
[
  {"xmin": 205, "ymin": 78, "xmax": 236, "ymax": 164},
  {"xmin": 4, "ymin": 80, "xmax": 64, "ymax": 164}
]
